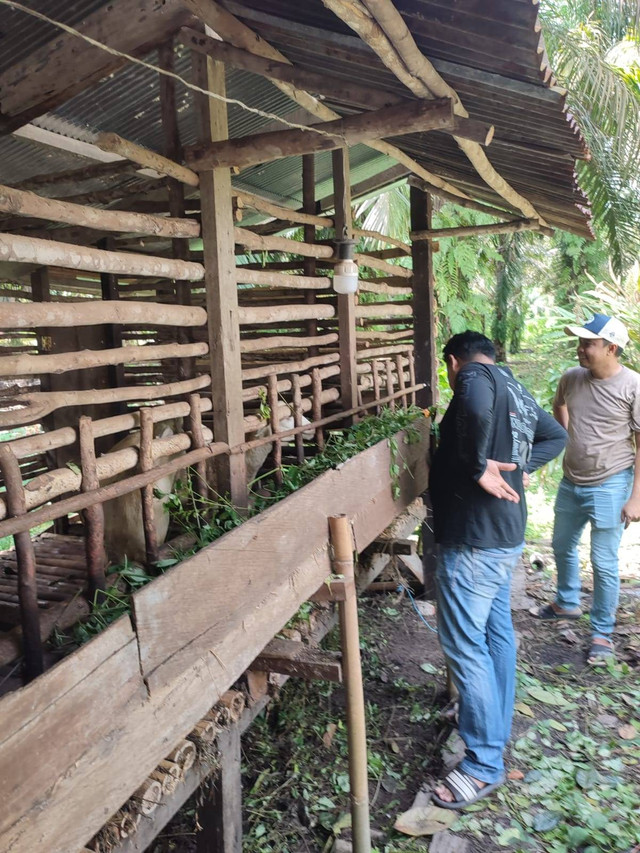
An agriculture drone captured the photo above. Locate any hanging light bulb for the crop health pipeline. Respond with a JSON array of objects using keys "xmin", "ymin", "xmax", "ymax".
[{"xmin": 332, "ymin": 231, "xmax": 358, "ymax": 294}]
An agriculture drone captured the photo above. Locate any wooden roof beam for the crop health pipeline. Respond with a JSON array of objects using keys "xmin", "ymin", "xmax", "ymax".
[
  {"xmin": 0, "ymin": 0, "xmax": 193, "ymax": 133},
  {"xmin": 182, "ymin": 27, "xmax": 493, "ymax": 147},
  {"xmin": 186, "ymin": 98, "xmax": 456, "ymax": 171},
  {"xmin": 182, "ymin": 0, "xmax": 473, "ymax": 201},
  {"xmin": 411, "ymin": 218, "xmax": 554, "ymax": 240}
]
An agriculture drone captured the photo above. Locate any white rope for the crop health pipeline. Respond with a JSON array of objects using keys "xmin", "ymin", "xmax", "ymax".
[{"xmin": 0, "ymin": 0, "xmax": 339, "ymax": 140}]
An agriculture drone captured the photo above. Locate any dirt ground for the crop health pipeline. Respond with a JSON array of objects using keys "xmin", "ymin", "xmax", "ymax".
[{"xmin": 150, "ymin": 483, "xmax": 640, "ymax": 853}]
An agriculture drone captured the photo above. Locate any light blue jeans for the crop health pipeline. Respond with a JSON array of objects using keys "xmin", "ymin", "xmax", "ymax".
[
  {"xmin": 436, "ymin": 543, "xmax": 523, "ymax": 784},
  {"xmin": 553, "ymin": 468, "xmax": 633, "ymax": 640}
]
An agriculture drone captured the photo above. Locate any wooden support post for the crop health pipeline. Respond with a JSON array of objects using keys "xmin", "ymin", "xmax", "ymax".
[
  {"xmin": 371, "ymin": 359, "xmax": 381, "ymax": 415},
  {"xmin": 78, "ymin": 416, "xmax": 107, "ymax": 600},
  {"xmin": 395, "ymin": 353, "xmax": 408, "ymax": 409},
  {"xmin": 408, "ymin": 352, "xmax": 417, "ymax": 406},
  {"xmin": 159, "ymin": 38, "xmax": 195, "ymax": 382},
  {"xmin": 98, "ymin": 237, "xmax": 126, "ymax": 407},
  {"xmin": 192, "ymin": 40, "xmax": 247, "ymax": 506},
  {"xmin": 0, "ymin": 445, "xmax": 43, "ymax": 682},
  {"xmin": 291, "ymin": 373, "xmax": 305, "ymax": 465},
  {"xmin": 303, "ymin": 153, "xmax": 318, "ymax": 357},
  {"xmin": 410, "ymin": 186, "xmax": 437, "ymax": 408},
  {"xmin": 385, "ymin": 360, "xmax": 395, "ymax": 411},
  {"xmin": 196, "ymin": 726, "xmax": 242, "ymax": 853},
  {"xmin": 330, "ymin": 514, "xmax": 371, "ymax": 853},
  {"xmin": 267, "ymin": 374, "xmax": 283, "ymax": 487},
  {"xmin": 332, "ymin": 148, "xmax": 358, "ymax": 418},
  {"xmin": 189, "ymin": 393, "xmax": 208, "ymax": 499},
  {"xmin": 311, "ymin": 368, "xmax": 325, "ymax": 451},
  {"xmin": 139, "ymin": 408, "xmax": 159, "ymax": 566}
]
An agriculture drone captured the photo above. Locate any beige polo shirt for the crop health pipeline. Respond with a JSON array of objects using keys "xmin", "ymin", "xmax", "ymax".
[{"xmin": 554, "ymin": 365, "xmax": 640, "ymax": 485}]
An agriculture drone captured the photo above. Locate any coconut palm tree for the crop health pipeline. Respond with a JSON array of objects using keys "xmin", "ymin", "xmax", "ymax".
[{"xmin": 540, "ymin": 0, "xmax": 640, "ymax": 274}]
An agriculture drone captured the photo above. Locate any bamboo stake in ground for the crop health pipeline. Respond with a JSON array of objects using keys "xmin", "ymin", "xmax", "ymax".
[
  {"xmin": 78, "ymin": 417, "xmax": 107, "ymax": 600},
  {"xmin": 330, "ymin": 514, "xmax": 371, "ymax": 853}
]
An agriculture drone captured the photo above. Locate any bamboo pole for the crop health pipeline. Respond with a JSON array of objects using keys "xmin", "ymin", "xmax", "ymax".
[
  {"xmin": 330, "ymin": 514, "xmax": 371, "ymax": 853},
  {"xmin": 311, "ymin": 368, "xmax": 325, "ymax": 450},
  {"xmin": 385, "ymin": 360, "xmax": 395, "ymax": 411},
  {"xmin": 0, "ymin": 233, "xmax": 205, "ymax": 281},
  {"xmin": 0, "ymin": 300, "xmax": 207, "ymax": 329},
  {"xmin": 188, "ymin": 393, "xmax": 208, "ymax": 499},
  {"xmin": 358, "ymin": 280, "xmax": 412, "ymax": 296},
  {"xmin": 0, "ymin": 374, "xmax": 211, "ymax": 427},
  {"xmin": 291, "ymin": 373, "xmax": 305, "ymax": 464},
  {"xmin": 95, "ymin": 132, "xmax": 199, "ymax": 187},
  {"xmin": 371, "ymin": 359, "xmax": 381, "ymax": 414},
  {"xmin": 354, "ymin": 303, "xmax": 413, "ymax": 319},
  {"xmin": 0, "ymin": 341, "xmax": 208, "ymax": 377},
  {"xmin": 0, "ymin": 183, "xmax": 200, "ymax": 239},
  {"xmin": 132, "ymin": 779, "xmax": 163, "ymax": 816}
]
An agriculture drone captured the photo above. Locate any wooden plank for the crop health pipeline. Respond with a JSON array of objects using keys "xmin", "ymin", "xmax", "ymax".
[
  {"xmin": 196, "ymin": 726, "xmax": 242, "ymax": 853},
  {"xmin": 0, "ymin": 0, "xmax": 192, "ymax": 129},
  {"xmin": 192, "ymin": 45, "xmax": 246, "ymax": 505},
  {"xmin": 249, "ymin": 638, "xmax": 342, "ymax": 682},
  {"xmin": 397, "ymin": 553, "xmax": 425, "ymax": 584},
  {"xmin": 133, "ymin": 420, "xmax": 429, "ymax": 693}
]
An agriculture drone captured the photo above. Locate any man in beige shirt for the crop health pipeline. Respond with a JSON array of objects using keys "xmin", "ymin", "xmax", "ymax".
[{"xmin": 532, "ymin": 314, "xmax": 640, "ymax": 663}]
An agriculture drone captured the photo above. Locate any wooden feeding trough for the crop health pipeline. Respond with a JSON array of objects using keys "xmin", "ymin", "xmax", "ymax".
[{"xmin": 0, "ymin": 0, "xmax": 590, "ymax": 850}]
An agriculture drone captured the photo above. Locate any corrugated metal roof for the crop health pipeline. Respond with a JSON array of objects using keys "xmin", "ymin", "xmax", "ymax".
[{"xmin": 0, "ymin": 0, "xmax": 590, "ymax": 233}]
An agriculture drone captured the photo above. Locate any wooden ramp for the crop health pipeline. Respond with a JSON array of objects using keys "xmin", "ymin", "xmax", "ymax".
[{"xmin": 0, "ymin": 424, "xmax": 429, "ymax": 853}]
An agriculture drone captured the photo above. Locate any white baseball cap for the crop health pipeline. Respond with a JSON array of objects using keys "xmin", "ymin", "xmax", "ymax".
[{"xmin": 565, "ymin": 313, "xmax": 629, "ymax": 349}]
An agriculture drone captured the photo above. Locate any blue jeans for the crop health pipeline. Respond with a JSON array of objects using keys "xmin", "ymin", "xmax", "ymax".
[
  {"xmin": 553, "ymin": 468, "xmax": 633, "ymax": 640},
  {"xmin": 436, "ymin": 543, "xmax": 523, "ymax": 784}
]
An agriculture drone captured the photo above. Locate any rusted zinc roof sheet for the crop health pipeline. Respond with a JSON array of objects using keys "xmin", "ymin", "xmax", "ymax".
[
  {"xmin": 0, "ymin": 0, "xmax": 590, "ymax": 234},
  {"xmin": 216, "ymin": 0, "xmax": 591, "ymax": 235}
]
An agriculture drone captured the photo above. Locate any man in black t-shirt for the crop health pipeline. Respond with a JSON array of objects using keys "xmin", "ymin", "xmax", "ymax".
[{"xmin": 429, "ymin": 332, "xmax": 566, "ymax": 810}]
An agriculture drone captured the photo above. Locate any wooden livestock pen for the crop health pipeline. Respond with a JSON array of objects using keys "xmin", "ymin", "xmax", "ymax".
[{"xmin": 0, "ymin": 1, "xmax": 590, "ymax": 851}]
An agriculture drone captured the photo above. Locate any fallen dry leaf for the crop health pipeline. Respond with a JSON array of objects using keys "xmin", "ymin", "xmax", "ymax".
[
  {"xmin": 596, "ymin": 713, "xmax": 618, "ymax": 729},
  {"xmin": 515, "ymin": 702, "xmax": 535, "ymax": 717},
  {"xmin": 618, "ymin": 724, "xmax": 637, "ymax": 740},
  {"xmin": 394, "ymin": 804, "xmax": 457, "ymax": 837},
  {"xmin": 508, "ymin": 768, "xmax": 525, "ymax": 781},
  {"xmin": 322, "ymin": 722, "xmax": 337, "ymax": 748},
  {"xmin": 559, "ymin": 628, "xmax": 580, "ymax": 644}
]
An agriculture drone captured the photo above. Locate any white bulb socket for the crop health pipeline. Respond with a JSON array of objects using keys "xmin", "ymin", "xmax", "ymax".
[{"xmin": 333, "ymin": 258, "xmax": 359, "ymax": 294}]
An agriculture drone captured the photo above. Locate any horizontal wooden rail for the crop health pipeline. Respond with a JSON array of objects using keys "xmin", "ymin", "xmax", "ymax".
[
  {"xmin": 0, "ymin": 184, "xmax": 200, "ymax": 239},
  {"xmin": 0, "ymin": 342, "xmax": 208, "ymax": 377},
  {"xmin": 234, "ymin": 227, "xmax": 334, "ymax": 259},
  {"xmin": 353, "ymin": 228, "xmax": 411, "ymax": 253},
  {"xmin": 0, "ymin": 233, "xmax": 205, "ymax": 280},
  {"xmin": 241, "ymin": 352, "xmax": 340, "ymax": 382},
  {"xmin": 358, "ymin": 280, "xmax": 412, "ymax": 296},
  {"xmin": 0, "ymin": 374, "xmax": 211, "ymax": 427},
  {"xmin": 242, "ymin": 365, "xmax": 339, "ymax": 401},
  {"xmin": 240, "ymin": 333, "xmax": 337, "ymax": 353},
  {"xmin": 355, "ymin": 253, "xmax": 412, "ymax": 277},
  {"xmin": 239, "ymin": 304, "xmax": 335, "ymax": 324},
  {"xmin": 6, "ymin": 398, "xmax": 212, "ymax": 460},
  {"xmin": 0, "ymin": 385, "xmax": 424, "ymax": 537},
  {"xmin": 95, "ymin": 132, "xmax": 199, "ymax": 187},
  {"xmin": 234, "ymin": 189, "xmax": 332, "ymax": 229},
  {"xmin": 0, "ymin": 301, "xmax": 207, "ymax": 329},
  {"xmin": 236, "ymin": 267, "xmax": 330, "ymax": 290},
  {"xmin": 354, "ymin": 303, "xmax": 413, "ymax": 319}
]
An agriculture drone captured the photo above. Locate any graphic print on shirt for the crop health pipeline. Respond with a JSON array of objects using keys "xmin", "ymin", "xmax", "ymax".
[{"xmin": 499, "ymin": 366, "xmax": 538, "ymax": 469}]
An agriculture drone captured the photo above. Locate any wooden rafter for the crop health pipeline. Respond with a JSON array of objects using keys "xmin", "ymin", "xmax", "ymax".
[{"xmin": 186, "ymin": 98, "xmax": 456, "ymax": 170}]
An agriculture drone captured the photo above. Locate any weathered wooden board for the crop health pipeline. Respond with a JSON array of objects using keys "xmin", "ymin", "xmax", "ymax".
[
  {"xmin": 0, "ymin": 617, "xmax": 145, "ymax": 850},
  {"xmin": 0, "ymin": 427, "xmax": 428, "ymax": 853},
  {"xmin": 133, "ymin": 422, "xmax": 429, "ymax": 692}
]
